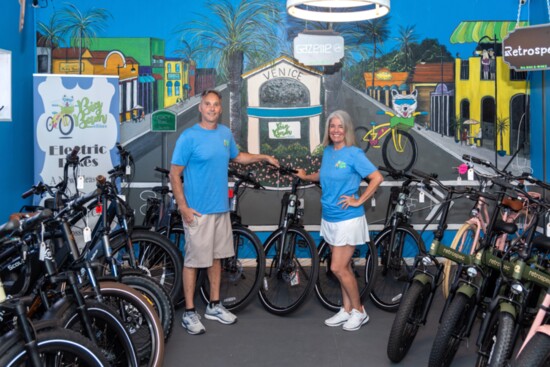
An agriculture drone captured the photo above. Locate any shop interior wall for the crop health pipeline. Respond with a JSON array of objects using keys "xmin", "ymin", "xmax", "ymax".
[{"xmin": 0, "ymin": 2, "xmax": 35, "ymax": 220}]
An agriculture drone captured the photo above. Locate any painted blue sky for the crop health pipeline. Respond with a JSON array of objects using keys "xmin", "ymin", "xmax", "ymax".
[{"xmin": 36, "ymin": 0, "xmax": 531, "ymax": 62}]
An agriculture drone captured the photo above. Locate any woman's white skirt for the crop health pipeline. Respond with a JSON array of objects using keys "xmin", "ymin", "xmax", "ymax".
[{"xmin": 320, "ymin": 216, "xmax": 370, "ymax": 246}]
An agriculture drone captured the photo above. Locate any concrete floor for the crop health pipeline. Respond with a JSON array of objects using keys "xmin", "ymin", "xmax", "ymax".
[{"xmin": 163, "ymin": 291, "xmax": 482, "ymax": 367}]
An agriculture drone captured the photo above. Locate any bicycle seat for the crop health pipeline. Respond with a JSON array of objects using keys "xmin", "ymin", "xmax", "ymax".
[{"xmin": 153, "ymin": 186, "xmax": 171, "ymax": 195}]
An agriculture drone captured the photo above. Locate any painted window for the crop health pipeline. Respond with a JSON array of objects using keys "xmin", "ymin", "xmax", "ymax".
[
  {"xmin": 176, "ymin": 63, "xmax": 181, "ymax": 73},
  {"xmin": 167, "ymin": 81, "xmax": 173, "ymax": 96},
  {"xmin": 175, "ymin": 81, "xmax": 181, "ymax": 96}
]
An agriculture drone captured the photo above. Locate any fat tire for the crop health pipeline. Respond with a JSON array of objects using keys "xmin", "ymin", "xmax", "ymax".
[
  {"xmin": 0, "ymin": 329, "xmax": 109, "ymax": 367},
  {"xmin": 259, "ymin": 226, "xmax": 319, "ymax": 315},
  {"xmin": 199, "ymin": 226, "xmax": 266, "ymax": 312},
  {"xmin": 429, "ymin": 292, "xmax": 475, "ymax": 367},
  {"xmin": 382, "ymin": 129, "xmax": 417, "ymax": 172},
  {"xmin": 511, "ymin": 332, "xmax": 550, "ymax": 367},
  {"xmin": 314, "ymin": 239, "xmax": 377, "ymax": 311},
  {"xmin": 121, "ymin": 273, "xmax": 175, "ymax": 340},
  {"xmin": 58, "ymin": 299, "xmax": 138, "ymax": 367},
  {"xmin": 475, "ymin": 311, "xmax": 515, "ymax": 367},
  {"xmin": 109, "ymin": 228, "xmax": 183, "ymax": 303},
  {"xmin": 370, "ymin": 225, "xmax": 424, "ymax": 312},
  {"xmin": 387, "ymin": 280, "xmax": 431, "ymax": 363}
]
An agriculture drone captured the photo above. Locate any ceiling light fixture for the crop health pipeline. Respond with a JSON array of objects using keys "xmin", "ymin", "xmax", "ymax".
[{"xmin": 287, "ymin": 0, "xmax": 390, "ymax": 22}]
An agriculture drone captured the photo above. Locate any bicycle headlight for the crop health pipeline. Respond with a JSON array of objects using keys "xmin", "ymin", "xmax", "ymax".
[
  {"xmin": 511, "ymin": 282, "xmax": 524, "ymax": 295},
  {"xmin": 466, "ymin": 266, "xmax": 478, "ymax": 278},
  {"xmin": 422, "ymin": 256, "xmax": 433, "ymax": 266}
]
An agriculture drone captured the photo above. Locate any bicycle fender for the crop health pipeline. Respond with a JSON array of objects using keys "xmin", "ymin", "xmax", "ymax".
[
  {"xmin": 413, "ymin": 273, "xmax": 432, "ymax": 286},
  {"xmin": 456, "ymin": 284, "xmax": 476, "ymax": 298},
  {"xmin": 40, "ymin": 297, "xmax": 73, "ymax": 325},
  {"xmin": 499, "ymin": 302, "xmax": 517, "ymax": 318},
  {"xmin": 0, "ymin": 329, "xmax": 22, "ymax": 355}
]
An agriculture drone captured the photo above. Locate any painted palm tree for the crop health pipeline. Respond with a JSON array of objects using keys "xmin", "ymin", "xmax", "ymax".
[
  {"xmin": 394, "ymin": 25, "xmax": 418, "ymax": 72},
  {"xmin": 37, "ymin": 13, "xmax": 64, "ymax": 73},
  {"xmin": 58, "ymin": 4, "xmax": 111, "ymax": 74},
  {"xmin": 352, "ymin": 17, "xmax": 391, "ymax": 89},
  {"xmin": 176, "ymin": 0, "xmax": 281, "ymax": 145},
  {"xmin": 495, "ymin": 115, "xmax": 510, "ymax": 154}
]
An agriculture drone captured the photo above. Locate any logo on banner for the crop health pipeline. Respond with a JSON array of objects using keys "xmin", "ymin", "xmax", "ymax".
[
  {"xmin": 45, "ymin": 95, "xmax": 108, "ymax": 137},
  {"xmin": 269, "ymin": 121, "xmax": 301, "ymax": 139}
]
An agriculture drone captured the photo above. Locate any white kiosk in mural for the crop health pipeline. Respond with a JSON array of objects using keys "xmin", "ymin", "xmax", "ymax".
[{"xmin": 243, "ymin": 56, "xmax": 323, "ymax": 154}]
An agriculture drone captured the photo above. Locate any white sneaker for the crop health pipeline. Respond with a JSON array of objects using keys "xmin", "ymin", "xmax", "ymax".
[
  {"xmin": 324, "ymin": 308, "xmax": 351, "ymax": 327},
  {"xmin": 342, "ymin": 307, "xmax": 369, "ymax": 331},
  {"xmin": 204, "ymin": 303, "xmax": 237, "ymax": 325},
  {"xmin": 181, "ymin": 311, "xmax": 206, "ymax": 335}
]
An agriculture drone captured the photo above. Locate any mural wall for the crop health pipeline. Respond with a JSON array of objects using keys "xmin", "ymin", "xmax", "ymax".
[{"xmin": 33, "ymin": 0, "xmax": 540, "ymax": 226}]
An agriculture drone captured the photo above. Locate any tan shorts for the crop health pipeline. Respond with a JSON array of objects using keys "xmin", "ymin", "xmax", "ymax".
[{"xmin": 182, "ymin": 213, "xmax": 234, "ymax": 268}]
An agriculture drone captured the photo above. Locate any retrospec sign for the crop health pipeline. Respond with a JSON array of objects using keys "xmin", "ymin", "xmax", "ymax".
[
  {"xmin": 503, "ymin": 24, "xmax": 550, "ymax": 71},
  {"xmin": 293, "ymin": 31, "xmax": 344, "ymax": 66}
]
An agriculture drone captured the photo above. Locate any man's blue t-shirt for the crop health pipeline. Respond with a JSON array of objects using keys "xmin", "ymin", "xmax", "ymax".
[
  {"xmin": 320, "ymin": 145, "xmax": 376, "ymax": 222},
  {"xmin": 171, "ymin": 123, "xmax": 239, "ymax": 214}
]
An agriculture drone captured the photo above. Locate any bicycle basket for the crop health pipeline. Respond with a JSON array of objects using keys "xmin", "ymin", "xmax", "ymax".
[{"xmin": 390, "ymin": 116, "xmax": 414, "ymax": 131}]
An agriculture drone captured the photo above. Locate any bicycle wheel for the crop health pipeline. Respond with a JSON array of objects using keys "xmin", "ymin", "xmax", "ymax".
[
  {"xmin": 382, "ymin": 129, "xmax": 417, "ymax": 172},
  {"xmin": 46, "ymin": 116, "xmax": 54, "ymax": 132},
  {"xmin": 442, "ymin": 222, "xmax": 479, "ymax": 299},
  {"xmin": 475, "ymin": 310, "xmax": 515, "ymax": 367},
  {"xmin": 370, "ymin": 225, "xmax": 424, "ymax": 312},
  {"xmin": 59, "ymin": 114, "xmax": 75, "ymax": 135},
  {"xmin": 314, "ymin": 239, "xmax": 377, "ymax": 311},
  {"xmin": 0, "ymin": 329, "xmax": 109, "ymax": 367},
  {"xmin": 354, "ymin": 126, "xmax": 371, "ymax": 153},
  {"xmin": 387, "ymin": 280, "xmax": 432, "ymax": 363},
  {"xmin": 199, "ymin": 226, "xmax": 266, "ymax": 312},
  {"xmin": 511, "ymin": 332, "xmax": 550, "ymax": 367},
  {"xmin": 120, "ymin": 273, "xmax": 175, "ymax": 340},
  {"xmin": 259, "ymin": 226, "xmax": 319, "ymax": 315},
  {"xmin": 57, "ymin": 299, "xmax": 138, "ymax": 367},
  {"xmin": 85, "ymin": 281, "xmax": 164, "ymax": 367},
  {"xmin": 428, "ymin": 292, "xmax": 475, "ymax": 367},
  {"xmin": 109, "ymin": 229, "xmax": 183, "ymax": 303}
]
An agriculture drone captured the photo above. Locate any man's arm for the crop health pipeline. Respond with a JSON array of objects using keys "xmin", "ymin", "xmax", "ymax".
[
  {"xmin": 169, "ymin": 164, "xmax": 200, "ymax": 224},
  {"xmin": 232, "ymin": 152, "xmax": 279, "ymax": 167}
]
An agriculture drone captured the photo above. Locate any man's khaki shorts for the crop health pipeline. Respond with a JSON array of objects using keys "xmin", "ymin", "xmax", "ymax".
[{"xmin": 182, "ymin": 212, "xmax": 234, "ymax": 268}]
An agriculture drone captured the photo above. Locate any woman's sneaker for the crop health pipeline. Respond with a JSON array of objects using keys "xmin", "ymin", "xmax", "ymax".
[
  {"xmin": 342, "ymin": 307, "xmax": 369, "ymax": 331},
  {"xmin": 324, "ymin": 308, "xmax": 351, "ymax": 327},
  {"xmin": 205, "ymin": 303, "xmax": 237, "ymax": 325},
  {"xmin": 181, "ymin": 311, "xmax": 206, "ymax": 335}
]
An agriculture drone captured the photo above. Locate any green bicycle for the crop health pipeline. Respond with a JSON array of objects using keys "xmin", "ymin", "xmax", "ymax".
[{"xmin": 354, "ymin": 110, "xmax": 426, "ymax": 172}]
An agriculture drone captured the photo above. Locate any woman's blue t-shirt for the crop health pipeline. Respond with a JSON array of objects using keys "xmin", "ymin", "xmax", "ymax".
[
  {"xmin": 171, "ymin": 123, "xmax": 238, "ymax": 214},
  {"xmin": 320, "ymin": 145, "xmax": 376, "ymax": 222}
]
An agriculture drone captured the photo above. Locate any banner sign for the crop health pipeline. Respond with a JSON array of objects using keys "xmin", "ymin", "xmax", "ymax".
[
  {"xmin": 268, "ymin": 121, "xmax": 301, "ymax": 139},
  {"xmin": 293, "ymin": 32, "xmax": 344, "ymax": 66},
  {"xmin": 151, "ymin": 110, "xmax": 177, "ymax": 132},
  {"xmin": 503, "ymin": 24, "xmax": 550, "ymax": 71},
  {"xmin": 33, "ymin": 74, "xmax": 120, "ymax": 197}
]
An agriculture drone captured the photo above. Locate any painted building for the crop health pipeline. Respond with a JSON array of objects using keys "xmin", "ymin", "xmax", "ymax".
[
  {"xmin": 164, "ymin": 58, "xmax": 186, "ymax": 107},
  {"xmin": 364, "ymin": 68, "xmax": 410, "ymax": 105},
  {"xmin": 89, "ymin": 37, "xmax": 166, "ymax": 114},
  {"xmin": 243, "ymin": 55, "xmax": 323, "ymax": 154},
  {"xmin": 410, "ymin": 62, "xmax": 455, "ymax": 131},
  {"xmin": 451, "ymin": 21, "xmax": 530, "ymax": 155}
]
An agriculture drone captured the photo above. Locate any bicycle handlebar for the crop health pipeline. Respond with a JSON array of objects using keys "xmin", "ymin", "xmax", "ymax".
[
  {"xmin": 229, "ymin": 170, "xmax": 265, "ymax": 190},
  {"xmin": 155, "ymin": 167, "xmax": 170, "ymax": 176}
]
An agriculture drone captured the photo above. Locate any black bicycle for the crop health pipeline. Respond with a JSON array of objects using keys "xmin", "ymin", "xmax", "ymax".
[{"xmin": 258, "ymin": 166, "xmax": 319, "ymax": 315}]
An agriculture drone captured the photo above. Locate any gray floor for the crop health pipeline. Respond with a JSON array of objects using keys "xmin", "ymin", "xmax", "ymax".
[{"xmin": 164, "ymin": 291, "xmax": 481, "ymax": 367}]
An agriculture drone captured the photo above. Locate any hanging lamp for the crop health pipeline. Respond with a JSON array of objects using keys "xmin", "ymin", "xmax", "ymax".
[{"xmin": 287, "ymin": 0, "xmax": 390, "ymax": 22}]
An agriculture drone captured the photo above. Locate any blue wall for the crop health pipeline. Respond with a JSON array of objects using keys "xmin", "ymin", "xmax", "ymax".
[
  {"xmin": 0, "ymin": 2, "xmax": 35, "ymax": 219},
  {"xmin": 529, "ymin": 1, "xmax": 550, "ymax": 182}
]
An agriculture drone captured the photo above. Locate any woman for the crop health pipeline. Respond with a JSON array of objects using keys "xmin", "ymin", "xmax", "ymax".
[{"xmin": 296, "ymin": 110, "xmax": 383, "ymax": 331}]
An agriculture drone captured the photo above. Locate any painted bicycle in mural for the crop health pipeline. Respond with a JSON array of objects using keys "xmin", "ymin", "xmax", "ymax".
[
  {"xmin": 46, "ymin": 95, "xmax": 75, "ymax": 136},
  {"xmin": 354, "ymin": 90, "xmax": 427, "ymax": 172}
]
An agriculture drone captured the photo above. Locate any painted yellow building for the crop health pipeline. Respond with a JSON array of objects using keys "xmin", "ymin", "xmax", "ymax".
[
  {"xmin": 451, "ymin": 20, "xmax": 530, "ymax": 155},
  {"xmin": 164, "ymin": 58, "xmax": 189, "ymax": 107}
]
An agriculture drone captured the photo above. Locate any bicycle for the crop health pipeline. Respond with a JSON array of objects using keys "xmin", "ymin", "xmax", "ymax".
[
  {"xmin": 258, "ymin": 165, "xmax": 319, "ymax": 315},
  {"xmin": 46, "ymin": 101, "xmax": 75, "ymax": 136},
  {"xmin": 354, "ymin": 110, "xmax": 426, "ymax": 172},
  {"xmin": 368, "ymin": 166, "xmax": 426, "ymax": 312}
]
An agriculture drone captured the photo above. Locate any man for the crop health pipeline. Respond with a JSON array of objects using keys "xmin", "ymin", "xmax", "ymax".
[{"xmin": 170, "ymin": 89, "xmax": 279, "ymax": 335}]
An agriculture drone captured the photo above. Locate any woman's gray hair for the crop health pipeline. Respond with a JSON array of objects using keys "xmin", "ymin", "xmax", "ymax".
[{"xmin": 322, "ymin": 110, "xmax": 357, "ymax": 147}]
